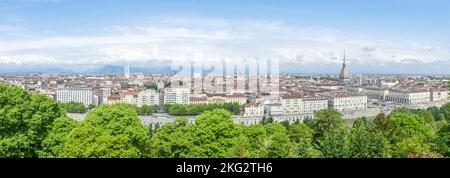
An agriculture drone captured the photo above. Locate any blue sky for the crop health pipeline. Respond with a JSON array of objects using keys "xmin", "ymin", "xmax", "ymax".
[{"xmin": 1, "ymin": 0, "xmax": 450, "ymax": 74}]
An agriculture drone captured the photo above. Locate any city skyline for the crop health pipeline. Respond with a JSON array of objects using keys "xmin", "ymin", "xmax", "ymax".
[{"xmin": 1, "ymin": 0, "xmax": 450, "ymax": 74}]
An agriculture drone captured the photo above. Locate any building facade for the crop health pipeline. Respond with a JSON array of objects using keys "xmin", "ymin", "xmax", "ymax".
[
  {"xmin": 281, "ymin": 95, "xmax": 303, "ymax": 115},
  {"xmin": 56, "ymin": 88, "xmax": 93, "ymax": 107},
  {"xmin": 385, "ymin": 90, "xmax": 430, "ymax": 104},
  {"xmin": 244, "ymin": 102, "xmax": 264, "ymax": 117},
  {"xmin": 164, "ymin": 88, "xmax": 190, "ymax": 104},
  {"xmin": 322, "ymin": 92, "xmax": 367, "ymax": 112},
  {"xmin": 137, "ymin": 89, "xmax": 160, "ymax": 107},
  {"xmin": 302, "ymin": 97, "xmax": 329, "ymax": 114}
]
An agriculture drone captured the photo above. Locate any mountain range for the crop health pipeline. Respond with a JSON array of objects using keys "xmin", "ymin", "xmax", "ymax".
[{"xmin": 0, "ymin": 65, "xmax": 173, "ymax": 74}]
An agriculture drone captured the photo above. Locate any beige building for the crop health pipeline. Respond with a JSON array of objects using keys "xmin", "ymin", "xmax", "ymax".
[
  {"xmin": 386, "ymin": 90, "xmax": 430, "ymax": 104},
  {"xmin": 281, "ymin": 95, "xmax": 329, "ymax": 115},
  {"xmin": 431, "ymin": 90, "xmax": 449, "ymax": 101},
  {"xmin": 164, "ymin": 88, "xmax": 190, "ymax": 105},
  {"xmin": 281, "ymin": 95, "xmax": 303, "ymax": 115},
  {"xmin": 244, "ymin": 102, "xmax": 264, "ymax": 117},
  {"xmin": 121, "ymin": 91, "xmax": 138, "ymax": 105},
  {"xmin": 205, "ymin": 93, "xmax": 247, "ymax": 105},
  {"xmin": 302, "ymin": 97, "xmax": 329, "ymax": 114},
  {"xmin": 137, "ymin": 89, "xmax": 160, "ymax": 107},
  {"xmin": 322, "ymin": 92, "xmax": 367, "ymax": 112}
]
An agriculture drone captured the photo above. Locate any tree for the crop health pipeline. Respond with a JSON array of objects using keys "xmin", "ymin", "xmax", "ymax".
[
  {"xmin": 428, "ymin": 106, "xmax": 445, "ymax": 121},
  {"xmin": 260, "ymin": 116, "xmax": 274, "ymax": 125},
  {"xmin": 389, "ymin": 112, "xmax": 433, "ymax": 140},
  {"xmin": 38, "ymin": 117, "xmax": 79, "ymax": 157},
  {"xmin": 136, "ymin": 105, "xmax": 159, "ymax": 115},
  {"xmin": 435, "ymin": 124, "xmax": 450, "ymax": 157},
  {"xmin": 60, "ymin": 102, "xmax": 87, "ymax": 113},
  {"xmin": 414, "ymin": 109, "xmax": 435, "ymax": 123},
  {"xmin": 59, "ymin": 104, "xmax": 150, "ymax": 158},
  {"xmin": 263, "ymin": 132, "xmax": 296, "ymax": 158},
  {"xmin": 349, "ymin": 118, "xmax": 391, "ymax": 158},
  {"xmin": 242, "ymin": 124, "xmax": 267, "ymax": 157},
  {"xmin": 146, "ymin": 84, "xmax": 158, "ymax": 91},
  {"xmin": 149, "ymin": 117, "xmax": 194, "ymax": 158},
  {"xmin": 441, "ymin": 103, "xmax": 450, "ymax": 121},
  {"xmin": 288, "ymin": 123, "xmax": 321, "ymax": 158},
  {"xmin": 189, "ymin": 109, "xmax": 240, "ymax": 158},
  {"xmin": 165, "ymin": 103, "xmax": 242, "ymax": 116},
  {"xmin": 310, "ymin": 108, "xmax": 345, "ymax": 138},
  {"xmin": 0, "ymin": 85, "xmax": 66, "ymax": 158},
  {"xmin": 317, "ymin": 126, "xmax": 351, "ymax": 158},
  {"xmin": 393, "ymin": 137, "xmax": 432, "ymax": 158}
]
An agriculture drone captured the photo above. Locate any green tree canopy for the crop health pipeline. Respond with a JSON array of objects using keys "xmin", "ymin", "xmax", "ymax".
[
  {"xmin": 288, "ymin": 123, "xmax": 321, "ymax": 158},
  {"xmin": 349, "ymin": 118, "xmax": 391, "ymax": 158},
  {"xmin": 149, "ymin": 117, "xmax": 194, "ymax": 158},
  {"xmin": 435, "ymin": 124, "xmax": 450, "ymax": 157},
  {"xmin": 310, "ymin": 108, "xmax": 345, "ymax": 138},
  {"xmin": 189, "ymin": 109, "xmax": 240, "ymax": 158},
  {"xmin": 59, "ymin": 104, "xmax": 150, "ymax": 158},
  {"xmin": 38, "ymin": 116, "xmax": 79, "ymax": 157},
  {"xmin": 441, "ymin": 103, "xmax": 450, "ymax": 121},
  {"xmin": 317, "ymin": 125, "xmax": 350, "ymax": 158},
  {"xmin": 0, "ymin": 86, "xmax": 66, "ymax": 158}
]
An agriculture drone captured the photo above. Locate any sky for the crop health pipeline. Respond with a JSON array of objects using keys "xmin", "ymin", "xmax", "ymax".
[{"xmin": 0, "ymin": 0, "xmax": 450, "ymax": 74}]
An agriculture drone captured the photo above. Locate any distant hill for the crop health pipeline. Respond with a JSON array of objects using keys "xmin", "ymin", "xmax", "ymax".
[
  {"xmin": 91, "ymin": 65, "xmax": 173, "ymax": 74},
  {"xmin": 0, "ymin": 67, "xmax": 73, "ymax": 74}
]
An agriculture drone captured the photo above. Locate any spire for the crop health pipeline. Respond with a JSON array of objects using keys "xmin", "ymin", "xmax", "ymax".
[
  {"xmin": 339, "ymin": 50, "xmax": 350, "ymax": 82},
  {"xmin": 343, "ymin": 50, "xmax": 346, "ymax": 66}
]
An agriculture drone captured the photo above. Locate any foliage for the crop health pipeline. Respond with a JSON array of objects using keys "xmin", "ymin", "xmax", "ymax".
[
  {"xmin": 349, "ymin": 118, "xmax": 391, "ymax": 158},
  {"xmin": 60, "ymin": 102, "xmax": 87, "ymax": 113},
  {"xmin": 134, "ymin": 105, "xmax": 160, "ymax": 115},
  {"xmin": 435, "ymin": 124, "xmax": 450, "ymax": 157},
  {"xmin": 428, "ymin": 106, "xmax": 445, "ymax": 121},
  {"xmin": 441, "ymin": 103, "xmax": 450, "ymax": 121},
  {"xmin": 38, "ymin": 117, "xmax": 79, "ymax": 157},
  {"xmin": 149, "ymin": 117, "xmax": 194, "ymax": 158},
  {"xmin": 164, "ymin": 103, "xmax": 241, "ymax": 116},
  {"xmin": 310, "ymin": 108, "xmax": 345, "ymax": 138},
  {"xmin": 317, "ymin": 125, "xmax": 351, "ymax": 158},
  {"xmin": 288, "ymin": 123, "xmax": 321, "ymax": 158},
  {"xmin": 388, "ymin": 111, "xmax": 433, "ymax": 140},
  {"xmin": 189, "ymin": 109, "xmax": 240, "ymax": 158},
  {"xmin": 0, "ymin": 86, "xmax": 66, "ymax": 158},
  {"xmin": 59, "ymin": 104, "xmax": 151, "ymax": 158}
]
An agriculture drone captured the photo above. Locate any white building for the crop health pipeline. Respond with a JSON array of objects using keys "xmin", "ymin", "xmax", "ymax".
[
  {"xmin": 281, "ymin": 95, "xmax": 303, "ymax": 115},
  {"xmin": 121, "ymin": 91, "xmax": 138, "ymax": 105},
  {"xmin": 244, "ymin": 102, "xmax": 264, "ymax": 117},
  {"xmin": 280, "ymin": 95, "xmax": 328, "ymax": 115},
  {"xmin": 164, "ymin": 88, "xmax": 190, "ymax": 105},
  {"xmin": 137, "ymin": 89, "xmax": 160, "ymax": 107},
  {"xmin": 264, "ymin": 104, "xmax": 283, "ymax": 116},
  {"xmin": 364, "ymin": 88, "xmax": 389, "ymax": 100},
  {"xmin": 205, "ymin": 93, "xmax": 247, "ymax": 105},
  {"xmin": 431, "ymin": 90, "xmax": 449, "ymax": 101},
  {"xmin": 302, "ymin": 97, "xmax": 329, "ymax": 114},
  {"xmin": 322, "ymin": 92, "xmax": 367, "ymax": 112},
  {"xmin": 56, "ymin": 88, "xmax": 93, "ymax": 107},
  {"xmin": 386, "ymin": 90, "xmax": 430, "ymax": 104},
  {"xmin": 99, "ymin": 87, "xmax": 111, "ymax": 104}
]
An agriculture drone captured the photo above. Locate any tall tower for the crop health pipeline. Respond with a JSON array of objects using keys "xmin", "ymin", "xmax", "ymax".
[
  {"xmin": 339, "ymin": 50, "xmax": 350, "ymax": 82},
  {"xmin": 124, "ymin": 64, "xmax": 130, "ymax": 79}
]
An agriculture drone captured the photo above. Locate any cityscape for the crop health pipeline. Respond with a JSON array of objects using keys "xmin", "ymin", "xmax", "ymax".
[
  {"xmin": 1, "ymin": 0, "xmax": 450, "ymax": 164},
  {"xmin": 2, "ymin": 54, "xmax": 449, "ymax": 127}
]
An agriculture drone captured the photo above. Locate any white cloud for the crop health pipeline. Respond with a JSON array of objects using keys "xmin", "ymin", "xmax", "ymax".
[{"xmin": 0, "ymin": 16, "xmax": 448, "ymax": 71}]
